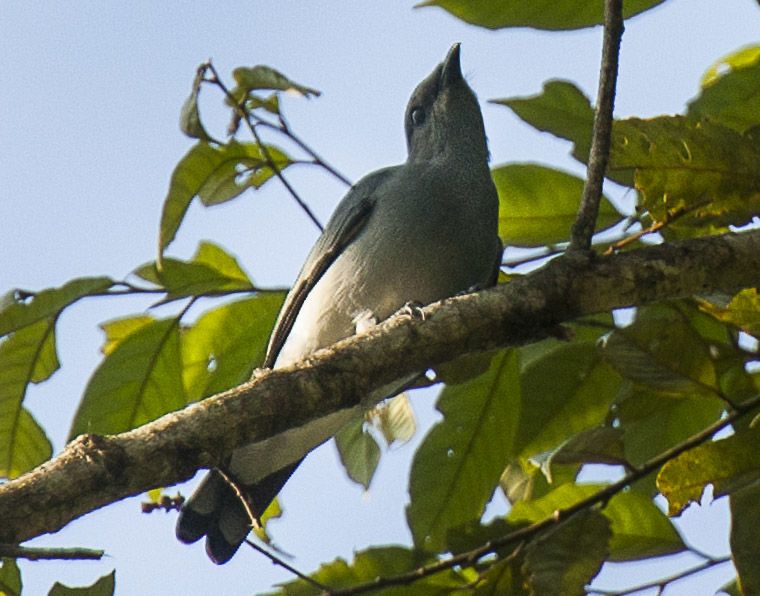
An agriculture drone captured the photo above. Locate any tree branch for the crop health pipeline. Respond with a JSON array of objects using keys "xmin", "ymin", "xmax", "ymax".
[
  {"xmin": 1, "ymin": 230, "xmax": 760, "ymax": 545},
  {"xmin": 571, "ymin": 0, "xmax": 624, "ymax": 250},
  {"xmin": 0, "ymin": 544, "xmax": 104, "ymax": 561}
]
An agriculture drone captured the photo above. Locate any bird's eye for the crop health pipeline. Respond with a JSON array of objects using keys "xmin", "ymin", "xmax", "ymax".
[{"xmin": 410, "ymin": 106, "xmax": 426, "ymax": 127}]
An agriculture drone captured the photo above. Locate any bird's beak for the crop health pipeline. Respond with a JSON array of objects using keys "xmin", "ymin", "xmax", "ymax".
[{"xmin": 440, "ymin": 43, "xmax": 463, "ymax": 88}]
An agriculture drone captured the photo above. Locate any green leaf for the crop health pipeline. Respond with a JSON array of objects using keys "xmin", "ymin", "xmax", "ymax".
[
  {"xmin": 69, "ymin": 317, "xmax": 185, "ymax": 439},
  {"xmin": 473, "ymin": 558, "xmax": 523, "ymax": 595},
  {"xmin": 0, "ymin": 320, "xmax": 55, "ymax": 478},
  {"xmin": 611, "ymin": 116, "xmax": 760, "ymax": 233},
  {"xmin": 657, "ymin": 425, "xmax": 760, "ymax": 516},
  {"xmin": 601, "ymin": 303, "xmax": 719, "ymax": 394},
  {"xmin": 510, "ymin": 483, "xmax": 684, "ymax": 561},
  {"xmin": 0, "ymin": 277, "xmax": 113, "ymax": 338},
  {"xmin": 0, "ymin": 559, "xmax": 21, "ymax": 596},
  {"xmin": 416, "ymin": 0, "xmax": 666, "ymax": 31},
  {"xmin": 522, "ymin": 510, "xmax": 610, "ymax": 596},
  {"xmin": 546, "ymin": 426, "xmax": 628, "ymax": 469},
  {"xmin": 100, "ymin": 315, "xmax": 154, "ymax": 356},
  {"xmin": 232, "ymin": 65, "xmax": 320, "ymax": 98},
  {"xmin": 494, "ymin": 163, "xmax": 622, "ymax": 247},
  {"xmin": 374, "ymin": 393, "xmax": 416, "ymax": 445},
  {"xmin": 181, "ymin": 293, "xmax": 284, "ymax": 403},
  {"xmin": 407, "ymin": 350, "xmax": 521, "ymax": 552},
  {"xmin": 137, "ymin": 241, "xmax": 254, "ymax": 302},
  {"xmin": 158, "ymin": 141, "xmax": 292, "ymax": 256},
  {"xmin": 730, "ymin": 482, "xmax": 760, "ymax": 596},
  {"xmin": 718, "ymin": 578, "xmax": 742, "ymax": 596},
  {"xmin": 689, "ymin": 45, "xmax": 760, "ymax": 133},
  {"xmin": 700, "ymin": 288, "xmax": 760, "ymax": 338},
  {"xmin": 179, "ymin": 65, "xmax": 215, "ymax": 142},
  {"xmin": 275, "ymin": 546, "xmax": 465, "ymax": 595},
  {"xmin": 48, "ymin": 570, "xmax": 115, "ymax": 596},
  {"xmin": 335, "ymin": 418, "xmax": 381, "ymax": 490}
]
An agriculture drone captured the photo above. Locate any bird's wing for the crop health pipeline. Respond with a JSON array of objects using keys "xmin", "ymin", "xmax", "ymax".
[{"xmin": 263, "ymin": 167, "xmax": 395, "ymax": 368}]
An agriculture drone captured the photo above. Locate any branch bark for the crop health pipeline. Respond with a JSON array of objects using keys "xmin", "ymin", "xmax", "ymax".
[{"xmin": 1, "ymin": 230, "xmax": 760, "ymax": 544}]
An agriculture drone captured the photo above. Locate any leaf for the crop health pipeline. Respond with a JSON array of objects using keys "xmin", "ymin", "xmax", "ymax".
[
  {"xmin": 546, "ymin": 426, "xmax": 628, "ymax": 468},
  {"xmin": 416, "ymin": 0, "xmax": 667, "ymax": 31},
  {"xmin": 232, "ymin": 65, "xmax": 320, "ymax": 98},
  {"xmin": 335, "ymin": 418, "xmax": 381, "ymax": 490},
  {"xmin": 657, "ymin": 425, "xmax": 760, "ymax": 516},
  {"xmin": 181, "ymin": 293, "xmax": 284, "ymax": 403},
  {"xmin": 48, "ymin": 570, "xmax": 115, "ymax": 596},
  {"xmin": 275, "ymin": 546, "xmax": 465, "ymax": 595},
  {"xmin": 510, "ymin": 483, "xmax": 684, "ymax": 561},
  {"xmin": 611, "ymin": 116, "xmax": 760, "ymax": 233},
  {"xmin": 473, "ymin": 558, "xmax": 523, "ymax": 595},
  {"xmin": 0, "ymin": 320, "xmax": 55, "ymax": 479},
  {"xmin": 522, "ymin": 510, "xmax": 610, "ymax": 596},
  {"xmin": 137, "ymin": 241, "xmax": 254, "ymax": 302},
  {"xmin": 601, "ymin": 303, "xmax": 719, "ymax": 394},
  {"xmin": 158, "ymin": 141, "xmax": 291, "ymax": 256},
  {"xmin": 494, "ymin": 163, "xmax": 622, "ymax": 247},
  {"xmin": 699, "ymin": 288, "xmax": 760, "ymax": 338},
  {"xmin": 689, "ymin": 45, "xmax": 760, "ymax": 133},
  {"xmin": 730, "ymin": 482, "xmax": 760, "ymax": 596},
  {"xmin": 0, "ymin": 559, "xmax": 21, "ymax": 596},
  {"xmin": 69, "ymin": 317, "xmax": 185, "ymax": 439},
  {"xmin": 0, "ymin": 277, "xmax": 113, "ymax": 338},
  {"xmin": 100, "ymin": 315, "xmax": 154, "ymax": 356},
  {"xmin": 179, "ymin": 65, "xmax": 214, "ymax": 142},
  {"xmin": 407, "ymin": 350, "xmax": 521, "ymax": 552},
  {"xmin": 374, "ymin": 393, "xmax": 416, "ymax": 445}
]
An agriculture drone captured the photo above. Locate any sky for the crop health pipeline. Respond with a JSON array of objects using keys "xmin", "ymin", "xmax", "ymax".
[{"xmin": 1, "ymin": 1, "xmax": 759, "ymax": 594}]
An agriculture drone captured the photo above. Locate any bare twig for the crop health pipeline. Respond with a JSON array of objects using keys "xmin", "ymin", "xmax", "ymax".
[
  {"xmin": 0, "ymin": 544, "xmax": 104, "ymax": 561},
  {"xmin": 321, "ymin": 392, "xmax": 760, "ymax": 595},
  {"xmin": 570, "ymin": 0, "xmax": 625, "ymax": 251},
  {"xmin": 205, "ymin": 61, "xmax": 324, "ymax": 232}
]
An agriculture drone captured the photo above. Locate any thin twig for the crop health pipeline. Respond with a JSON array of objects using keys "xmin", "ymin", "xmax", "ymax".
[
  {"xmin": 204, "ymin": 61, "xmax": 324, "ymax": 232},
  {"xmin": 323, "ymin": 392, "xmax": 760, "ymax": 595},
  {"xmin": 588, "ymin": 555, "xmax": 732, "ymax": 595},
  {"xmin": 570, "ymin": 0, "xmax": 625, "ymax": 251},
  {"xmin": 0, "ymin": 544, "xmax": 104, "ymax": 561}
]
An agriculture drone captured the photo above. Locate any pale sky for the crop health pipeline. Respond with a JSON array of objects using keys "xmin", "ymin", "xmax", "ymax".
[{"xmin": 2, "ymin": 1, "xmax": 759, "ymax": 594}]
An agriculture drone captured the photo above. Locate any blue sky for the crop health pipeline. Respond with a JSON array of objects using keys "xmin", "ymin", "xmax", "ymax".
[{"xmin": 1, "ymin": 1, "xmax": 759, "ymax": 594}]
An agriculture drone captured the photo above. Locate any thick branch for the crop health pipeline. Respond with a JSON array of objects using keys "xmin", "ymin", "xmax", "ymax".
[
  {"xmin": 571, "ymin": 0, "xmax": 624, "ymax": 250},
  {"xmin": 1, "ymin": 230, "xmax": 759, "ymax": 544}
]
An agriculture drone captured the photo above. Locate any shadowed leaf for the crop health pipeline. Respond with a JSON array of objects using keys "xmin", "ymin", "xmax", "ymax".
[{"xmin": 335, "ymin": 418, "xmax": 381, "ymax": 490}]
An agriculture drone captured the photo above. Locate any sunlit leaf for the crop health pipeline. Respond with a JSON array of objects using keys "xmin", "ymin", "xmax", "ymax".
[
  {"xmin": 699, "ymin": 288, "xmax": 760, "ymax": 338},
  {"xmin": 522, "ymin": 510, "xmax": 610, "ymax": 596},
  {"xmin": 658, "ymin": 426, "xmax": 760, "ymax": 516},
  {"xmin": 689, "ymin": 44, "xmax": 760, "ymax": 133},
  {"xmin": 181, "ymin": 293, "xmax": 284, "ymax": 403},
  {"xmin": 158, "ymin": 141, "xmax": 292, "ymax": 256},
  {"xmin": 374, "ymin": 393, "xmax": 416, "ymax": 445},
  {"xmin": 69, "ymin": 317, "xmax": 185, "ymax": 438},
  {"xmin": 0, "ymin": 320, "xmax": 55, "ymax": 479},
  {"xmin": 100, "ymin": 315, "xmax": 154, "ymax": 356},
  {"xmin": 137, "ymin": 241, "xmax": 254, "ymax": 301},
  {"xmin": 232, "ymin": 65, "xmax": 320, "ymax": 98},
  {"xmin": 48, "ymin": 570, "xmax": 115, "ymax": 596},
  {"xmin": 416, "ymin": 0, "xmax": 666, "ymax": 31},
  {"xmin": 335, "ymin": 418, "xmax": 381, "ymax": 490},
  {"xmin": 0, "ymin": 558, "xmax": 21, "ymax": 596},
  {"xmin": 730, "ymin": 482, "xmax": 760, "ymax": 596},
  {"xmin": 0, "ymin": 277, "xmax": 113, "ymax": 338},
  {"xmin": 407, "ymin": 350, "xmax": 520, "ymax": 552},
  {"xmin": 494, "ymin": 163, "xmax": 622, "ymax": 247}
]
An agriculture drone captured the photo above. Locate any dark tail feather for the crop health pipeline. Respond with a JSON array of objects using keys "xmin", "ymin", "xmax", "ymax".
[{"xmin": 176, "ymin": 461, "xmax": 303, "ymax": 564}]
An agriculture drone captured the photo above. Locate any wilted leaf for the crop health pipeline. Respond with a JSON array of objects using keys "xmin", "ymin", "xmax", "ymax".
[
  {"xmin": 374, "ymin": 393, "xmax": 416, "ymax": 445},
  {"xmin": 416, "ymin": 0, "xmax": 666, "ymax": 31},
  {"xmin": 48, "ymin": 570, "xmax": 115, "ymax": 596},
  {"xmin": 179, "ymin": 66, "xmax": 215, "ymax": 142},
  {"xmin": 730, "ymin": 482, "xmax": 760, "ymax": 596},
  {"xmin": 69, "ymin": 317, "xmax": 185, "ymax": 438},
  {"xmin": 335, "ymin": 418, "xmax": 381, "ymax": 490},
  {"xmin": 0, "ymin": 320, "xmax": 55, "ymax": 478},
  {"xmin": 0, "ymin": 558, "xmax": 21, "ymax": 596},
  {"xmin": 182, "ymin": 293, "xmax": 284, "ymax": 402},
  {"xmin": 494, "ymin": 163, "xmax": 622, "ymax": 247},
  {"xmin": 658, "ymin": 426, "xmax": 760, "ymax": 516},
  {"xmin": 158, "ymin": 141, "xmax": 292, "ymax": 256},
  {"xmin": 138, "ymin": 241, "xmax": 254, "ymax": 302},
  {"xmin": 407, "ymin": 350, "xmax": 520, "ymax": 552},
  {"xmin": 689, "ymin": 45, "xmax": 760, "ymax": 133},
  {"xmin": 0, "ymin": 277, "xmax": 113, "ymax": 338},
  {"xmin": 522, "ymin": 510, "xmax": 610, "ymax": 596}
]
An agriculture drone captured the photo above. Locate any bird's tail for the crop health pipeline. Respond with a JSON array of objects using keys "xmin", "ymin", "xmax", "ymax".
[{"xmin": 176, "ymin": 463, "xmax": 301, "ymax": 564}]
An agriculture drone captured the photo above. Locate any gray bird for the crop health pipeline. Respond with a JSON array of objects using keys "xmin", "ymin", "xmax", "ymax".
[{"xmin": 176, "ymin": 43, "xmax": 502, "ymax": 564}]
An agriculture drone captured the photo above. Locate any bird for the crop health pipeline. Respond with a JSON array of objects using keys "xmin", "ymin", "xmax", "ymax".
[{"xmin": 176, "ymin": 43, "xmax": 502, "ymax": 564}]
